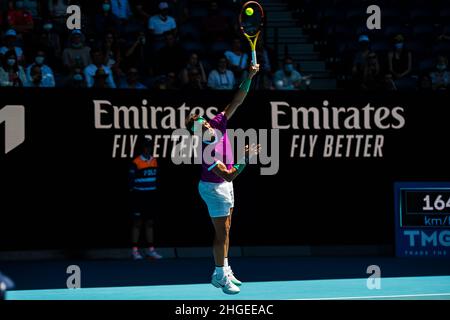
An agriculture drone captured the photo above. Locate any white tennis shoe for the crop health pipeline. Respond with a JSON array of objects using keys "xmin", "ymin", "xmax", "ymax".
[
  {"xmin": 225, "ymin": 266, "xmax": 242, "ymax": 286},
  {"xmin": 211, "ymin": 273, "xmax": 240, "ymax": 295}
]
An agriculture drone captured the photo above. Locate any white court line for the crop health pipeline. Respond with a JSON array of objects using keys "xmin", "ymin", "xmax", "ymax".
[{"xmin": 293, "ymin": 293, "xmax": 450, "ymax": 300}]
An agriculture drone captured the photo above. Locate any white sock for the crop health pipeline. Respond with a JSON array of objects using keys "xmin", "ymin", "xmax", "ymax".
[
  {"xmin": 224, "ymin": 258, "xmax": 229, "ymax": 268},
  {"xmin": 215, "ymin": 266, "xmax": 225, "ymax": 278}
]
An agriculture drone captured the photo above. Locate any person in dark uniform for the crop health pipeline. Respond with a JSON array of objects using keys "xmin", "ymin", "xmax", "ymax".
[{"xmin": 129, "ymin": 138, "xmax": 163, "ymax": 260}]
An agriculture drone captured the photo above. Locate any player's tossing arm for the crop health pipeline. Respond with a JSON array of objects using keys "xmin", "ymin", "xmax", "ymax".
[
  {"xmin": 224, "ymin": 64, "xmax": 260, "ymax": 120},
  {"xmin": 211, "ymin": 144, "xmax": 261, "ymax": 182}
]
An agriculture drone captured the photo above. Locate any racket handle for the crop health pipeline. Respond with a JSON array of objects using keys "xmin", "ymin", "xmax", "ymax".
[{"xmin": 251, "ymin": 50, "xmax": 257, "ymax": 66}]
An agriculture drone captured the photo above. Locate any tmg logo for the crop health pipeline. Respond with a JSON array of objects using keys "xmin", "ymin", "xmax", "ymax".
[{"xmin": 0, "ymin": 105, "xmax": 25, "ymax": 154}]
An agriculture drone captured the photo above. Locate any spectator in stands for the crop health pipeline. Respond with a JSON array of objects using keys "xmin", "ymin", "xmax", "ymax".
[
  {"xmin": 21, "ymin": 0, "xmax": 41, "ymax": 19},
  {"xmin": 7, "ymin": 0, "xmax": 34, "ymax": 33},
  {"xmin": 361, "ymin": 52, "xmax": 381, "ymax": 90},
  {"xmin": 207, "ymin": 56, "xmax": 235, "ymax": 90},
  {"xmin": 92, "ymin": 67, "xmax": 111, "ymax": 88},
  {"xmin": 148, "ymin": 2, "xmax": 177, "ymax": 37},
  {"xmin": 155, "ymin": 71, "xmax": 179, "ymax": 90},
  {"xmin": 62, "ymin": 30, "xmax": 92, "ymax": 71},
  {"xmin": 66, "ymin": 67, "xmax": 87, "ymax": 88},
  {"xmin": 84, "ymin": 47, "xmax": 116, "ymax": 88},
  {"xmin": 256, "ymin": 39, "xmax": 273, "ymax": 73},
  {"xmin": 254, "ymin": 39, "xmax": 274, "ymax": 89},
  {"xmin": 132, "ymin": 0, "xmax": 153, "ymax": 22},
  {"xmin": 26, "ymin": 50, "xmax": 55, "ymax": 87},
  {"xmin": 224, "ymin": 38, "xmax": 249, "ymax": 81},
  {"xmin": 201, "ymin": 1, "xmax": 230, "ymax": 43},
  {"xmin": 102, "ymin": 32, "xmax": 122, "ymax": 76},
  {"xmin": 48, "ymin": 0, "xmax": 70, "ymax": 29},
  {"xmin": 184, "ymin": 67, "xmax": 205, "ymax": 90},
  {"xmin": 110, "ymin": 0, "xmax": 132, "ymax": 21},
  {"xmin": 124, "ymin": 31, "xmax": 150, "ymax": 74},
  {"xmin": 352, "ymin": 35, "xmax": 371, "ymax": 85},
  {"xmin": 24, "ymin": 65, "xmax": 43, "ymax": 87},
  {"xmin": 419, "ymin": 74, "xmax": 433, "ymax": 91},
  {"xmin": 94, "ymin": 0, "xmax": 120, "ymax": 37},
  {"xmin": 382, "ymin": 74, "xmax": 397, "ymax": 91},
  {"xmin": 120, "ymin": 67, "xmax": 147, "ymax": 89},
  {"xmin": 430, "ymin": 55, "xmax": 450, "ymax": 90},
  {"xmin": 273, "ymin": 57, "xmax": 303, "ymax": 90},
  {"xmin": 155, "ymin": 32, "xmax": 185, "ymax": 75},
  {"xmin": 0, "ymin": 49, "xmax": 27, "ymax": 87},
  {"xmin": 180, "ymin": 53, "xmax": 207, "ymax": 86},
  {"xmin": 0, "ymin": 29, "xmax": 25, "ymax": 63},
  {"xmin": 388, "ymin": 34, "xmax": 412, "ymax": 80},
  {"xmin": 37, "ymin": 19, "xmax": 62, "ymax": 66}
]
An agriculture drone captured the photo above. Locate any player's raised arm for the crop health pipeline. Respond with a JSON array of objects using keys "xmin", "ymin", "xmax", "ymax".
[{"xmin": 224, "ymin": 64, "xmax": 260, "ymax": 120}]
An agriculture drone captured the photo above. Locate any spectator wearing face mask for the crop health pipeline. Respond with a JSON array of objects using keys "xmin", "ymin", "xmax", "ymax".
[
  {"xmin": 62, "ymin": 29, "xmax": 92, "ymax": 70},
  {"xmin": 95, "ymin": 0, "xmax": 120, "ymax": 37},
  {"xmin": 0, "ymin": 49, "xmax": 27, "ymax": 87},
  {"xmin": 388, "ymin": 34, "xmax": 412, "ymax": 80},
  {"xmin": 32, "ymin": 19, "xmax": 61, "ymax": 70},
  {"xmin": 0, "ymin": 29, "xmax": 25, "ymax": 63},
  {"xmin": 430, "ymin": 55, "xmax": 450, "ymax": 90},
  {"xmin": 26, "ymin": 50, "xmax": 55, "ymax": 87},
  {"xmin": 207, "ymin": 56, "xmax": 235, "ymax": 90},
  {"xmin": 273, "ymin": 57, "xmax": 304, "ymax": 90},
  {"xmin": 7, "ymin": 0, "xmax": 34, "ymax": 33},
  {"xmin": 148, "ymin": 2, "xmax": 177, "ymax": 38}
]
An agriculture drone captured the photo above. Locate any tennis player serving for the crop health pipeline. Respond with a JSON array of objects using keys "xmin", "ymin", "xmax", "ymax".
[{"xmin": 186, "ymin": 64, "xmax": 260, "ymax": 294}]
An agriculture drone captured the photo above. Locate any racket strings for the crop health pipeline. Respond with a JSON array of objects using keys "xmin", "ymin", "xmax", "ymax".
[{"xmin": 240, "ymin": 3, "xmax": 264, "ymax": 37}]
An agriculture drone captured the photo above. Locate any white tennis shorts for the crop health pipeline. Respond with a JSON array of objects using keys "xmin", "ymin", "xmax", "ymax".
[{"xmin": 198, "ymin": 180, "xmax": 234, "ymax": 218}]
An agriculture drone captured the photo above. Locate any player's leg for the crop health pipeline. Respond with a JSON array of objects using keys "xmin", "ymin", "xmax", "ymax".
[
  {"xmin": 224, "ymin": 208, "xmax": 242, "ymax": 286},
  {"xmin": 212, "ymin": 215, "xmax": 229, "ymax": 267},
  {"xmin": 211, "ymin": 214, "xmax": 239, "ymax": 294},
  {"xmin": 224, "ymin": 210, "xmax": 232, "ymax": 259},
  {"xmin": 198, "ymin": 180, "xmax": 239, "ymax": 294}
]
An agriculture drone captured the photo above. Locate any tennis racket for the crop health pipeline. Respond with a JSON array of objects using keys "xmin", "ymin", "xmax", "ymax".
[{"xmin": 239, "ymin": 1, "xmax": 265, "ymax": 66}]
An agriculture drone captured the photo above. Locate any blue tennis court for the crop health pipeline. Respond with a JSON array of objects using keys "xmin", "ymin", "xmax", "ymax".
[
  {"xmin": 3, "ymin": 257, "xmax": 450, "ymax": 300},
  {"xmin": 7, "ymin": 276, "xmax": 450, "ymax": 300}
]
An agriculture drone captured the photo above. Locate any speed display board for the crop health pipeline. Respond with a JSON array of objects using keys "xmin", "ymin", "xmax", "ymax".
[{"xmin": 395, "ymin": 182, "xmax": 450, "ymax": 258}]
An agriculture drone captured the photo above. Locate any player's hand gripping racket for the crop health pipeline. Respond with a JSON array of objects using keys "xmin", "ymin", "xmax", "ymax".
[{"xmin": 239, "ymin": 1, "xmax": 265, "ymax": 66}]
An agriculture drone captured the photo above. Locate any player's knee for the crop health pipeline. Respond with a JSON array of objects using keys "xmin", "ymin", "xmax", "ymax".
[{"xmin": 215, "ymin": 226, "xmax": 229, "ymax": 242}]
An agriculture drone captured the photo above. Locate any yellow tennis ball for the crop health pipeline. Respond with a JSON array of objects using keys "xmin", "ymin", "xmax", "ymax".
[{"xmin": 245, "ymin": 7, "xmax": 254, "ymax": 16}]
